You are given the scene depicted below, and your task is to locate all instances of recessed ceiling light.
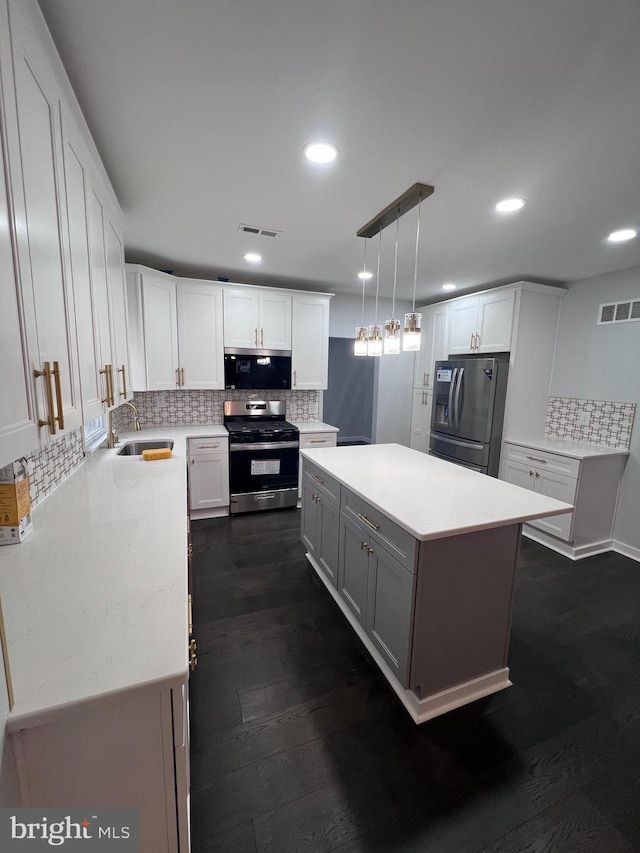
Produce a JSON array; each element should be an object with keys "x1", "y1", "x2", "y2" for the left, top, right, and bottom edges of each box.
[
  {"x1": 358, "y1": 270, "x2": 373, "y2": 280},
  {"x1": 495, "y1": 197, "x2": 526, "y2": 213},
  {"x1": 442, "y1": 282, "x2": 457, "y2": 291},
  {"x1": 607, "y1": 228, "x2": 637, "y2": 243},
  {"x1": 303, "y1": 141, "x2": 338, "y2": 164},
  {"x1": 244, "y1": 252, "x2": 262, "y2": 263}
]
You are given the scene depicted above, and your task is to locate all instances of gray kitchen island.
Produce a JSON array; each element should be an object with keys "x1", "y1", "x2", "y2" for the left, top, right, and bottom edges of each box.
[{"x1": 300, "y1": 443, "x2": 573, "y2": 723}]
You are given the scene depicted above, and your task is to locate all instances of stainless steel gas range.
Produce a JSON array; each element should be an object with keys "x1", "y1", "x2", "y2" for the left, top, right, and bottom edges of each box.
[{"x1": 224, "y1": 400, "x2": 299, "y2": 514}]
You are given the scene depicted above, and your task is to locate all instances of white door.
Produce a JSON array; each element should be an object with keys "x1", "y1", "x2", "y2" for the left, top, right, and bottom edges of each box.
[
  {"x1": 142, "y1": 275, "x2": 179, "y2": 390},
  {"x1": 447, "y1": 297, "x2": 478, "y2": 354},
  {"x1": 292, "y1": 295, "x2": 330, "y2": 389},
  {"x1": 259, "y1": 291, "x2": 292, "y2": 350},
  {"x1": 223, "y1": 289, "x2": 260, "y2": 349},
  {"x1": 476, "y1": 290, "x2": 515, "y2": 352},
  {"x1": 177, "y1": 281, "x2": 224, "y2": 389}
]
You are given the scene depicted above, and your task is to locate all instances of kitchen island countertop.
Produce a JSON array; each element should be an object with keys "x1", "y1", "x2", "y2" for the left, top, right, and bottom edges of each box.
[{"x1": 301, "y1": 443, "x2": 573, "y2": 542}]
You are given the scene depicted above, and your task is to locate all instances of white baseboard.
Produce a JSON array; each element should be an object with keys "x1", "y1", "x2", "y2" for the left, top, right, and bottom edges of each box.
[{"x1": 612, "y1": 540, "x2": 640, "y2": 563}]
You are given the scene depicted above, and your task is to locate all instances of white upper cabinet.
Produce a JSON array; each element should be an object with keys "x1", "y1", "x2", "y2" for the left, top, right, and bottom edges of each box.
[
  {"x1": 176, "y1": 279, "x2": 224, "y2": 390},
  {"x1": 104, "y1": 218, "x2": 132, "y2": 403},
  {"x1": 292, "y1": 293, "x2": 331, "y2": 390},
  {"x1": 224, "y1": 287, "x2": 292, "y2": 350},
  {"x1": 413, "y1": 304, "x2": 447, "y2": 388},
  {"x1": 3, "y1": 0, "x2": 82, "y2": 446},
  {"x1": 127, "y1": 266, "x2": 225, "y2": 391},
  {"x1": 447, "y1": 289, "x2": 515, "y2": 354}
]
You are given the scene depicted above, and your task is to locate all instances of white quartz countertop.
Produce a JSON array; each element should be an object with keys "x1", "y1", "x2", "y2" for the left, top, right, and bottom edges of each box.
[
  {"x1": 291, "y1": 421, "x2": 339, "y2": 433},
  {"x1": 0, "y1": 425, "x2": 224, "y2": 730},
  {"x1": 301, "y1": 443, "x2": 574, "y2": 542},
  {"x1": 504, "y1": 435, "x2": 629, "y2": 459}
]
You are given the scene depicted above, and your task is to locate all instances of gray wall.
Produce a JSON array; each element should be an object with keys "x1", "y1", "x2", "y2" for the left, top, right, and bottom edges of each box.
[
  {"x1": 550, "y1": 265, "x2": 640, "y2": 555},
  {"x1": 324, "y1": 338, "x2": 375, "y2": 442},
  {"x1": 328, "y1": 293, "x2": 414, "y2": 445}
]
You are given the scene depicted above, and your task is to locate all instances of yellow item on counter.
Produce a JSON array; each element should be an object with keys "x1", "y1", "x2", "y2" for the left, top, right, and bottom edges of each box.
[{"x1": 141, "y1": 448, "x2": 173, "y2": 461}]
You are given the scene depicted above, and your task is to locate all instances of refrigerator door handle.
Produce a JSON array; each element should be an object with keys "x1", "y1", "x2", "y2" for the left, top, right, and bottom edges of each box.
[
  {"x1": 454, "y1": 367, "x2": 464, "y2": 427},
  {"x1": 447, "y1": 368, "x2": 457, "y2": 427}
]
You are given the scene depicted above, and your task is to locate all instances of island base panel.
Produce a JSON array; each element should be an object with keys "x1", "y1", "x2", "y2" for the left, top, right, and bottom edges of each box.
[{"x1": 410, "y1": 523, "x2": 521, "y2": 695}]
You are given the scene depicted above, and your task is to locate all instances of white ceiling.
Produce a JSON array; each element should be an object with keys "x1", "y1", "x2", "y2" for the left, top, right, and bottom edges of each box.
[{"x1": 37, "y1": 0, "x2": 640, "y2": 303}]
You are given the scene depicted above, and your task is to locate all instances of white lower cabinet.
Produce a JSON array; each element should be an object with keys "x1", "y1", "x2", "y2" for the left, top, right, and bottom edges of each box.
[
  {"x1": 500, "y1": 441, "x2": 628, "y2": 555},
  {"x1": 298, "y1": 430, "x2": 337, "y2": 495},
  {"x1": 10, "y1": 680, "x2": 189, "y2": 853},
  {"x1": 188, "y1": 436, "x2": 229, "y2": 518}
]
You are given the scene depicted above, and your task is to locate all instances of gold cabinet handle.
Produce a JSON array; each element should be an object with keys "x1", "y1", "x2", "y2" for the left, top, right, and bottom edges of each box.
[
  {"x1": 176, "y1": 367, "x2": 181, "y2": 387},
  {"x1": 367, "y1": 546, "x2": 374, "y2": 556},
  {"x1": 189, "y1": 637, "x2": 198, "y2": 670},
  {"x1": 180, "y1": 367, "x2": 185, "y2": 386},
  {"x1": 52, "y1": 361, "x2": 65, "y2": 429},
  {"x1": 34, "y1": 362, "x2": 56, "y2": 433},
  {"x1": 359, "y1": 513, "x2": 380, "y2": 532},
  {"x1": 309, "y1": 439, "x2": 327, "y2": 444},
  {"x1": 118, "y1": 364, "x2": 128, "y2": 398},
  {"x1": 261, "y1": 327, "x2": 264, "y2": 347},
  {"x1": 475, "y1": 333, "x2": 480, "y2": 350},
  {"x1": 188, "y1": 594, "x2": 193, "y2": 636},
  {"x1": 526, "y1": 455, "x2": 547, "y2": 464},
  {"x1": 293, "y1": 369, "x2": 297, "y2": 387},
  {"x1": 107, "y1": 364, "x2": 115, "y2": 406},
  {"x1": 100, "y1": 364, "x2": 111, "y2": 406},
  {"x1": 312, "y1": 473, "x2": 324, "y2": 485},
  {"x1": 254, "y1": 328, "x2": 258, "y2": 347}
]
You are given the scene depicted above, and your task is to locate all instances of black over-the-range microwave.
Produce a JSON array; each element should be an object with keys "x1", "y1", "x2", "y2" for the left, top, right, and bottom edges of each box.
[{"x1": 223, "y1": 349, "x2": 292, "y2": 390}]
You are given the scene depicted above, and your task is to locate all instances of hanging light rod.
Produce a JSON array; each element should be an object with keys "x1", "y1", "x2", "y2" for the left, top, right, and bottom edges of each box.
[{"x1": 356, "y1": 183, "x2": 434, "y2": 239}]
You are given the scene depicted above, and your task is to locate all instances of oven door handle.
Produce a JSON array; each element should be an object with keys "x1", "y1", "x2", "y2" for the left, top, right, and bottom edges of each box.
[{"x1": 229, "y1": 440, "x2": 299, "y2": 451}]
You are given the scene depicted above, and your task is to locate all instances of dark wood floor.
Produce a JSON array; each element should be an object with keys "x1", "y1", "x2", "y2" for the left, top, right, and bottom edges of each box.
[{"x1": 189, "y1": 509, "x2": 640, "y2": 853}]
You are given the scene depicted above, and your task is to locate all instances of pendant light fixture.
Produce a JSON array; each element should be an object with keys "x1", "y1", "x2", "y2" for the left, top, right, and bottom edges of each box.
[
  {"x1": 356, "y1": 182, "x2": 433, "y2": 357},
  {"x1": 367, "y1": 231, "x2": 383, "y2": 356},
  {"x1": 403, "y1": 191, "x2": 423, "y2": 352},
  {"x1": 354, "y1": 238, "x2": 369, "y2": 356},
  {"x1": 383, "y1": 213, "x2": 401, "y2": 354}
]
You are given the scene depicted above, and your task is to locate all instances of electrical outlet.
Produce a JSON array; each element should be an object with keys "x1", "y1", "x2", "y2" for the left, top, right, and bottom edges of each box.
[
  {"x1": 577, "y1": 410, "x2": 591, "y2": 427},
  {"x1": 154, "y1": 393, "x2": 166, "y2": 409}
]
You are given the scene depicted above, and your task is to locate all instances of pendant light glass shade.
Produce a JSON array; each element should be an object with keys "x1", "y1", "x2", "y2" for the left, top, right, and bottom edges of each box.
[
  {"x1": 402, "y1": 311, "x2": 422, "y2": 351},
  {"x1": 367, "y1": 323, "x2": 383, "y2": 356},
  {"x1": 354, "y1": 326, "x2": 368, "y2": 356},
  {"x1": 383, "y1": 318, "x2": 401, "y2": 354}
]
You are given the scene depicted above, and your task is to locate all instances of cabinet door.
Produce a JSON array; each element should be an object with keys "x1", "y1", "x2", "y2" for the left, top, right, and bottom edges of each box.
[
  {"x1": 223, "y1": 288, "x2": 260, "y2": 349},
  {"x1": 86, "y1": 188, "x2": 113, "y2": 395},
  {"x1": 259, "y1": 291, "x2": 292, "y2": 350},
  {"x1": 317, "y1": 493, "x2": 340, "y2": 587},
  {"x1": 447, "y1": 297, "x2": 478, "y2": 354},
  {"x1": 366, "y1": 543, "x2": 416, "y2": 686},
  {"x1": 189, "y1": 453, "x2": 229, "y2": 511},
  {"x1": 409, "y1": 389, "x2": 432, "y2": 453},
  {"x1": 0, "y1": 128, "x2": 39, "y2": 465},
  {"x1": 301, "y1": 476, "x2": 319, "y2": 558},
  {"x1": 142, "y1": 275, "x2": 179, "y2": 390},
  {"x1": 105, "y1": 217, "x2": 132, "y2": 402},
  {"x1": 476, "y1": 290, "x2": 514, "y2": 352},
  {"x1": 501, "y1": 458, "x2": 535, "y2": 492},
  {"x1": 292, "y1": 294, "x2": 330, "y2": 389},
  {"x1": 414, "y1": 305, "x2": 447, "y2": 387},
  {"x1": 338, "y1": 512, "x2": 370, "y2": 627},
  {"x1": 7, "y1": 0, "x2": 82, "y2": 439},
  {"x1": 529, "y1": 469, "x2": 575, "y2": 541},
  {"x1": 177, "y1": 280, "x2": 224, "y2": 389}
]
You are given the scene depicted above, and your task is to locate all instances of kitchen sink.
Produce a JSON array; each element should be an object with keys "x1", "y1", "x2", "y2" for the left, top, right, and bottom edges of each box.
[{"x1": 116, "y1": 439, "x2": 174, "y2": 456}]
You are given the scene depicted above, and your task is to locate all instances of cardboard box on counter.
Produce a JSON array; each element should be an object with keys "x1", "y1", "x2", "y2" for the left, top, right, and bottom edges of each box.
[{"x1": 0, "y1": 458, "x2": 33, "y2": 545}]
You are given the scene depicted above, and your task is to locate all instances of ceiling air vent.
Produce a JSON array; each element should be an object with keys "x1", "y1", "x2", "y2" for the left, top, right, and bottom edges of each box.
[
  {"x1": 238, "y1": 223, "x2": 282, "y2": 238},
  {"x1": 597, "y1": 299, "x2": 640, "y2": 325}
]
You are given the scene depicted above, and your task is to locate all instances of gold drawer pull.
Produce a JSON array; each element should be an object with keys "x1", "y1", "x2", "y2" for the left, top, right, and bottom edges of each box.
[
  {"x1": 312, "y1": 474, "x2": 324, "y2": 485},
  {"x1": 310, "y1": 439, "x2": 327, "y2": 444},
  {"x1": 359, "y1": 513, "x2": 380, "y2": 532},
  {"x1": 526, "y1": 455, "x2": 547, "y2": 464}
]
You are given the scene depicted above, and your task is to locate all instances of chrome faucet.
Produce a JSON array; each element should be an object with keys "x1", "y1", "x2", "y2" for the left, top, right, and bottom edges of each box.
[{"x1": 107, "y1": 401, "x2": 142, "y2": 449}]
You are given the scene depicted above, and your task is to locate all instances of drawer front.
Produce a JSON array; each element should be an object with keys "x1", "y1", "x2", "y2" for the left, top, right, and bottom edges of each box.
[
  {"x1": 299, "y1": 432, "x2": 337, "y2": 450},
  {"x1": 302, "y1": 458, "x2": 341, "y2": 504},
  {"x1": 188, "y1": 437, "x2": 228, "y2": 457},
  {"x1": 341, "y1": 489, "x2": 417, "y2": 573},
  {"x1": 502, "y1": 443, "x2": 580, "y2": 479}
]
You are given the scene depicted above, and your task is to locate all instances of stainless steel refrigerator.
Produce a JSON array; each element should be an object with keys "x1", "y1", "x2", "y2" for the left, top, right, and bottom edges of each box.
[{"x1": 429, "y1": 356, "x2": 509, "y2": 476}]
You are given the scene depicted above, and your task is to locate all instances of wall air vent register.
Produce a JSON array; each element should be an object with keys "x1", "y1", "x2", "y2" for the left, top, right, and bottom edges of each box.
[{"x1": 597, "y1": 299, "x2": 640, "y2": 325}]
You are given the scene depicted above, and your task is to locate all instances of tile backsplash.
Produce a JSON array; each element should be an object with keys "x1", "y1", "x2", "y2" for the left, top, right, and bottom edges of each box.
[
  {"x1": 545, "y1": 397, "x2": 636, "y2": 449},
  {"x1": 24, "y1": 427, "x2": 85, "y2": 508},
  {"x1": 113, "y1": 389, "x2": 320, "y2": 431}
]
